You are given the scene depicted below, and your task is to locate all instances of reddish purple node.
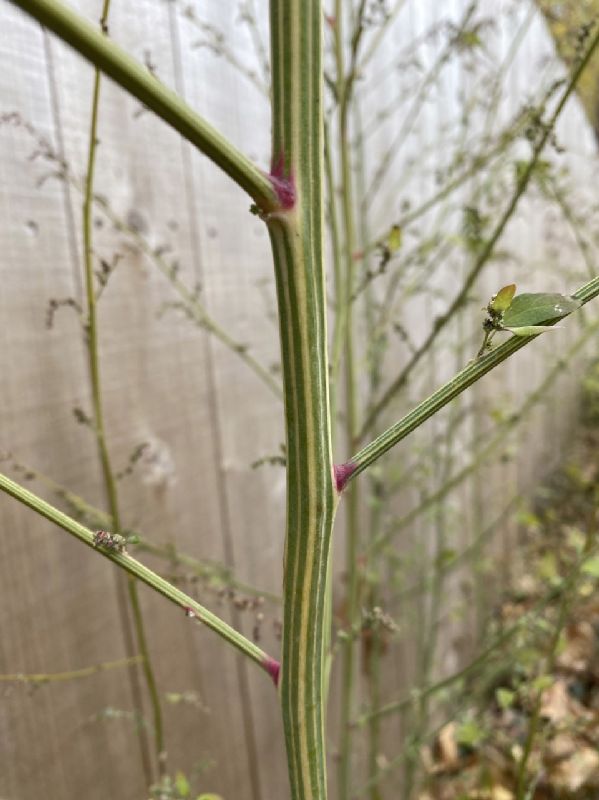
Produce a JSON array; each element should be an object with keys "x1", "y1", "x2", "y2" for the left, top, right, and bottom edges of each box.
[
  {"x1": 263, "y1": 656, "x2": 281, "y2": 687},
  {"x1": 334, "y1": 461, "x2": 357, "y2": 493},
  {"x1": 268, "y1": 153, "x2": 296, "y2": 210}
]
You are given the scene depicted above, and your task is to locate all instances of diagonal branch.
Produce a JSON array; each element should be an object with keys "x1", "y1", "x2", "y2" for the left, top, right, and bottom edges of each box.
[
  {"x1": 8, "y1": 0, "x2": 279, "y2": 211},
  {"x1": 357, "y1": 21, "x2": 599, "y2": 440},
  {"x1": 0, "y1": 471, "x2": 279, "y2": 681},
  {"x1": 338, "y1": 274, "x2": 599, "y2": 488}
]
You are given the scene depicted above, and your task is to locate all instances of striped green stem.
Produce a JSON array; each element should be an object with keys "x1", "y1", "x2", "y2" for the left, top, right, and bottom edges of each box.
[
  {"x1": 358, "y1": 20, "x2": 599, "y2": 440},
  {"x1": 0, "y1": 472, "x2": 276, "y2": 676},
  {"x1": 268, "y1": 2, "x2": 336, "y2": 798},
  {"x1": 369, "y1": 315, "x2": 599, "y2": 555},
  {"x1": 337, "y1": 274, "x2": 599, "y2": 489},
  {"x1": 8, "y1": 0, "x2": 279, "y2": 211}
]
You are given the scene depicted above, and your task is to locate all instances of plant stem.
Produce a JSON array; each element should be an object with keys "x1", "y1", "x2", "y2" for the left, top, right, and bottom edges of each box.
[
  {"x1": 0, "y1": 472, "x2": 276, "y2": 673},
  {"x1": 0, "y1": 655, "x2": 143, "y2": 683},
  {"x1": 356, "y1": 538, "x2": 599, "y2": 730},
  {"x1": 82, "y1": 2, "x2": 165, "y2": 775},
  {"x1": 343, "y1": 274, "x2": 599, "y2": 487},
  {"x1": 514, "y1": 527, "x2": 594, "y2": 800},
  {"x1": 369, "y1": 313, "x2": 599, "y2": 553},
  {"x1": 333, "y1": 5, "x2": 363, "y2": 797},
  {"x1": 2, "y1": 457, "x2": 280, "y2": 602},
  {"x1": 358, "y1": 23, "x2": 599, "y2": 439},
  {"x1": 8, "y1": 0, "x2": 279, "y2": 211},
  {"x1": 91, "y1": 191, "x2": 283, "y2": 399},
  {"x1": 354, "y1": 89, "x2": 385, "y2": 800},
  {"x1": 268, "y1": 2, "x2": 336, "y2": 797}
]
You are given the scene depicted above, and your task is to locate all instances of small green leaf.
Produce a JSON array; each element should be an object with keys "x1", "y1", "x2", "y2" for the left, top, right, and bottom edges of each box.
[
  {"x1": 197, "y1": 795, "x2": 223, "y2": 800},
  {"x1": 175, "y1": 772, "x2": 190, "y2": 797},
  {"x1": 581, "y1": 555, "x2": 599, "y2": 578},
  {"x1": 532, "y1": 674, "x2": 553, "y2": 693},
  {"x1": 502, "y1": 292, "x2": 581, "y2": 327},
  {"x1": 489, "y1": 283, "x2": 516, "y2": 313},
  {"x1": 386, "y1": 224, "x2": 402, "y2": 253},
  {"x1": 504, "y1": 325, "x2": 559, "y2": 337},
  {"x1": 456, "y1": 719, "x2": 486, "y2": 748},
  {"x1": 538, "y1": 552, "x2": 558, "y2": 583},
  {"x1": 496, "y1": 688, "x2": 515, "y2": 709},
  {"x1": 435, "y1": 548, "x2": 457, "y2": 568}
]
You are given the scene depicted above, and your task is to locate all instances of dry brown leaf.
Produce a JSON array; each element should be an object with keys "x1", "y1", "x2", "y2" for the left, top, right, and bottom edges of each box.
[
  {"x1": 548, "y1": 745, "x2": 599, "y2": 792},
  {"x1": 435, "y1": 722, "x2": 459, "y2": 769},
  {"x1": 557, "y1": 620, "x2": 596, "y2": 674},
  {"x1": 540, "y1": 679, "x2": 571, "y2": 723}
]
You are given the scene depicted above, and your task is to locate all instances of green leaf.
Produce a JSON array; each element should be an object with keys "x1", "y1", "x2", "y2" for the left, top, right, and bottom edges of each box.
[
  {"x1": 175, "y1": 772, "x2": 190, "y2": 798},
  {"x1": 532, "y1": 674, "x2": 553, "y2": 693},
  {"x1": 581, "y1": 555, "x2": 599, "y2": 577},
  {"x1": 489, "y1": 284, "x2": 516, "y2": 313},
  {"x1": 456, "y1": 719, "x2": 486, "y2": 748},
  {"x1": 197, "y1": 795, "x2": 223, "y2": 800},
  {"x1": 496, "y1": 688, "x2": 515, "y2": 709},
  {"x1": 502, "y1": 292, "x2": 581, "y2": 327},
  {"x1": 386, "y1": 224, "x2": 402, "y2": 253},
  {"x1": 504, "y1": 325, "x2": 559, "y2": 337}
]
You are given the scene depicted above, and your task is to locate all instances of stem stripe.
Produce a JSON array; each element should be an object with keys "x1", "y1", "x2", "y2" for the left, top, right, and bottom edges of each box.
[{"x1": 269, "y1": 2, "x2": 335, "y2": 797}]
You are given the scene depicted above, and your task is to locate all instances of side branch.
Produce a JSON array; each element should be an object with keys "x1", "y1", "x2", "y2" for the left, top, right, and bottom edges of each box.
[
  {"x1": 343, "y1": 275, "x2": 599, "y2": 485},
  {"x1": 8, "y1": 0, "x2": 278, "y2": 211},
  {"x1": 357, "y1": 20, "x2": 599, "y2": 439},
  {"x1": 0, "y1": 472, "x2": 279, "y2": 680}
]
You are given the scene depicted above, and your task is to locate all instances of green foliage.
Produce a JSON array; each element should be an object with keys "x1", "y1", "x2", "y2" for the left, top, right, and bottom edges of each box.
[
  {"x1": 502, "y1": 292, "x2": 582, "y2": 327},
  {"x1": 581, "y1": 554, "x2": 599, "y2": 577},
  {"x1": 455, "y1": 718, "x2": 487, "y2": 749},
  {"x1": 479, "y1": 286, "x2": 583, "y2": 354},
  {"x1": 495, "y1": 687, "x2": 515, "y2": 709}
]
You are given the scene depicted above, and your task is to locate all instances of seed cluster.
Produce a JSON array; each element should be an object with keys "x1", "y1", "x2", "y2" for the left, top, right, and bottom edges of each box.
[{"x1": 93, "y1": 530, "x2": 127, "y2": 554}]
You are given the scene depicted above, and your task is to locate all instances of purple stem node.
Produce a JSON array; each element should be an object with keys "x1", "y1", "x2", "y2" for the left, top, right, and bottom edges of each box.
[
  {"x1": 263, "y1": 656, "x2": 281, "y2": 687},
  {"x1": 268, "y1": 152, "x2": 296, "y2": 210},
  {"x1": 334, "y1": 461, "x2": 357, "y2": 493}
]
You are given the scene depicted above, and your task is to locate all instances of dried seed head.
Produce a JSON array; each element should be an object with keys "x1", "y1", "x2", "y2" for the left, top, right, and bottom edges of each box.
[{"x1": 92, "y1": 530, "x2": 127, "y2": 554}]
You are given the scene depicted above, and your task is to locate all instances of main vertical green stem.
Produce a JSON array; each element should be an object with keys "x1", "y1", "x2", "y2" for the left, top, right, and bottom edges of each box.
[
  {"x1": 268, "y1": 3, "x2": 336, "y2": 799},
  {"x1": 82, "y1": 0, "x2": 164, "y2": 779}
]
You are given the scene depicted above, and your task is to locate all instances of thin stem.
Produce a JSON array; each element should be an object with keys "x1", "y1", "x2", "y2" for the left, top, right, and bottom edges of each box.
[
  {"x1": 0, "y1": 655, "x2": 143, "y2": 683},
  {"x1": 0, "y1": 472, "x2": 276, "y2": 673},
  {"x1": 354, "y1": 90, "x2": 385, "y2": 800},
  {"x1": 182, "y1": 6, "x2": 269, "y2": 97},
  {"x1": 333, "y1": 5, "x2": 363, "y2": 799},
  {"x1": 9, "y1": 0, "x2": 279, "y2": 211},
  {"x1": 344, "y1": 274, "x2": 599, "y2": 486},
  {"x1": 548, "y1": 177, "x2": 596, "y2": 279},
  {"x1": 82, "y1": 2, "x2": 165, "y2": 774},
  {"x1": 369, "y1": 315, "x2": 599, "y2": 554},
  {"x1": 2, "y1": 457, "x2": 279, "y2": 602},
  {"x1": 358, "y1": 25, "x2": 599, "y2": 439},
  {"x1": 514, "y1": 527, "x2": 594, "y2": 800},
  {"x1": 363, "y1": 10, "x2": 472, "y2": 205},
  {"x1": 356, "y1": 539, "x2": 599, "y2": 729},
  {"x1": 357, "y1": 0, "x2": 408, "y2": 72},
  {"x1": 364, "y1": 127, "x2": 523, "y2": 255},
  {"x1": 91, "y1": 193, "x2": 283, "y2": 399}
]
